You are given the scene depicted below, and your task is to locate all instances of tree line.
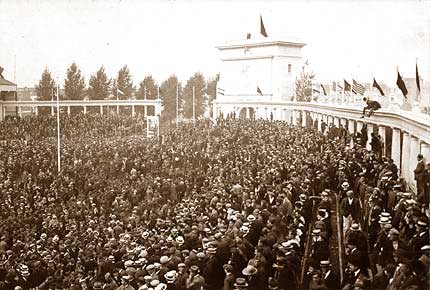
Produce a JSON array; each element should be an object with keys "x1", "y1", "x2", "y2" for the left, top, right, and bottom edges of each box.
[{"x1": 35, "y1": 63, "x2": 219, "y2": 123}]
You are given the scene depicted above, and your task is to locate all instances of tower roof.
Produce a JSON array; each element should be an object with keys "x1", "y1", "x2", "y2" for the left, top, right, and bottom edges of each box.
[{"x1": 217, "y1": 36, "x2": 305, "y2": 50}]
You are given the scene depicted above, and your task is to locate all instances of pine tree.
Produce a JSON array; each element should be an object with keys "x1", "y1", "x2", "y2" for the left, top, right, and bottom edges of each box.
[
  {"x1": 87, "y1": 66, "x2": 111, "y2": 100},
  {"x1": 295, "y1": 63, "x2": 314, "y2": 102},
  {"x1": 183, "y1": 72, "x2": 206, "y2": 119},
  {"x1": 160, "y1": 75, "x2": 181, "y2": 123},
  {"x1": 206, "y1": 74, "x2": 219, "y2": 118},
  {"x1": 64, "y1": 62, "x2": 86, "y2": 100},
  {"x1": 35, "y1": 68, "x2": 56, "y2": 101},
  {"x1": 136, "y1": 75, "x2": 158, "y2": 100},
  {"x1": 113, "y1": 65, "x2": 134, "y2": 100}
]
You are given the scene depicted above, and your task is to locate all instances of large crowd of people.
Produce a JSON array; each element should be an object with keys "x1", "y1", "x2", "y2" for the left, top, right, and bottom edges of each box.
[{"x1": 0, "y1": 112, "x2": 428, "y2": 290}]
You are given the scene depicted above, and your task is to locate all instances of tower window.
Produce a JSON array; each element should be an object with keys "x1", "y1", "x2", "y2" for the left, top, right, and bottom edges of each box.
[{"x1": 288, "y1": 64, "x2": 292, "y2": 73}]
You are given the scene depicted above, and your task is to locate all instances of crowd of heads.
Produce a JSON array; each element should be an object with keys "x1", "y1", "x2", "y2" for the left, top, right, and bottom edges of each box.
[{"x1": 0, "y1": 112, "x2": 428, "y2": 290}]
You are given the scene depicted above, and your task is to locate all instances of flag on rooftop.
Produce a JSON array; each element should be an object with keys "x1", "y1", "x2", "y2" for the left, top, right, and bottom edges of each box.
[
  {"x1": 260, "y1": 15, "x2": 268, "y2": 37},
  {"x1": 396, "y1": 70, "x2": 408, "y2": 98},
  {"x1": 344, "y1": 80, "x2": 351, "y2": 95},
  {"x1": 372, "y1": 78, "x2": 385, "y2": 96},
  {"x1": 352, "y1": 79, "x2": 365, "y2": 95},
  {"x1": 216, "y1": 87, "x2": 225, "y2": 96},
  {"x1": 257, "y1": 86, "x2": 263, "y2": 96},
  {"x1": 321, "y1": 84, "x2": 327, "y2": 96},
  {"x1": 0, "y1": 66, "x2": 4, "y2": 79},
  {"x1": 312, "y1": 83, "x2": 320, "y2": 94},
  {"x1": 416, "y1": 62, "x2": 421, "y2": 94}
]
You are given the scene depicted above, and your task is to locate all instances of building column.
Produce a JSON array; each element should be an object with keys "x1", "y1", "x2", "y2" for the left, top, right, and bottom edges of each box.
[
  {"x1": 302, "y1": 110, "x2": 306, "y2": 127},
  {"x1": 366, "y1": 123, "x2": 374, "y2": 151},
  {"x1": 116, "y1": 105, "x2": 120, "y2": 115},
  {"x1": 378, "y1": 125, "x2": 386, "y2": 157},
  {"x1": 144, "y1": 105, "x2": 147, "y2": 119},
  {"x1": 292, "y1": 110, "x2": 297, "y2": 126},
  {"x1": 51, "y1": 106, "x2": 54, "y2": 116},
  {"x1": 67, "y1": 106, "x2": 71, "y2": 115},
  {"x1": 132, "y1": 105, "x2": 136, "y2": 117},
  {"x1": 317, "y1": 113, "x2": 322, "y2": 132},
  {"x1": 421, "y1": 142, "x2": 430, "y2": 163},
  {"x1": 391, "y1": 128, "x2": 402, "y2": 167},
  {"x1": 356, "y1": 120, "x2": 363, "y2": 133},
  {"x1": 83, "y1": 106, "x2": 87, "y2": 114},
  {"x1": 35, "y1": 106, "x2": 38, "y2": 116},
  {"x1": 409, "y1": 136, "x2": 420, "y2": 183},
  {"x1": 100, "y1": 105, "x2": 103, "y2": 115},
  {"x1": 333, "y1": 116, "x2": 339, "y2": 127},
  {"x1": 328, "y1": 115, "x2": 334, "y2": 125},
  {"x1": 340, "y1": 118, "x2": 347, "y2": 128},
  {"x1": 401, "y1": 132, "x2": 411, "y2": 179},
  {"x1": 255, "y1": 107, "x2": 259, "y2": 119},
  {"x1": 18, "y1": 106, "x2": 22, "y2": 118},
  {"x1": 348, "y1": 119, "x2": 355, "y2": 134}
]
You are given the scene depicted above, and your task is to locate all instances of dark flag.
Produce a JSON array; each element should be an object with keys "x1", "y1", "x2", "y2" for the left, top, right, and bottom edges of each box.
[
  {"x1": 416, "y1": 63, "x2": 421, "y2": 93},
  {"x1": 0, "y1": 66, "x2": 4, "y2": 78},
  {"x1": 344, "y1": 80, "x2": 351, "y2": 93},
  {"x1": 246, "y1": 33, "x2": 251, "y2": 39},
  {"x1": 396, "y1": 70, "x2": 408, "y2": 98},
  {"x1": 260, "y1": 15, "x2": 268, "y2": 37},
  {"x1": 372, "y1": 78, "x2": 385, "y2": 96},
  {"x1": 321, "y1": 84, "x2": 327, "y2": 96},
  {"x1": 257, "y1": 86, "x2": 263, "y2": 96}
]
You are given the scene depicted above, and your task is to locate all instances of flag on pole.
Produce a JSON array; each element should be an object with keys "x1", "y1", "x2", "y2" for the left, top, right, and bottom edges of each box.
[
  {"x1": 396, "y1": 70, "x2": 408, "y2": 98},
  {"x1": 312, "y1": 83, "x2": 320, "y2": 94},
  {"x1": 216, "y1": 87, "x2": 225, "y2": 95},
  {"x1": 321, "y1": 84, "x2": 327, "y2": 96},
  {"x1": 337, "y1": 83, "x2": 343, "y2": 93},
  {"x1": 257, "y1": 86, "x2": 263, "y2": 96},
  {"x1": 372, "y1": 78, "x2": 385, "y2": 96},
  {"x1": 0, "y1": 66, "x2": 4, "y2": 78},
  {"x1": 344, "y1": 80, "x2": 351, "y2": 94},
  {"x1": 260, "y1": 15, "x2": 268, "y2": 37},
  {"x1": 416, "y1": 62, "x2": 421, "y2": 93},
  {"x1": 117, "y1": 88, "x2": 125, "y2": 95},
  {"x1": 352, "y1": 79, "x2": 365, "y2": 95},
  {"x1": 332, "y1": 81, "x2": 337, "y2": 91}
]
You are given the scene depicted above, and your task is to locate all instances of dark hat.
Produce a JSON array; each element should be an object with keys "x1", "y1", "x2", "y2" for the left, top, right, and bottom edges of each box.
[{"x1": 234, "y1": 278, "x2": 248, "y2": 288}]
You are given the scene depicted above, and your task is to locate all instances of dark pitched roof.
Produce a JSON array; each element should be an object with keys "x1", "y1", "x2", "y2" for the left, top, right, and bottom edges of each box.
[{"x1": 0, "y1": 77, "x2": 16, "y2": 86}]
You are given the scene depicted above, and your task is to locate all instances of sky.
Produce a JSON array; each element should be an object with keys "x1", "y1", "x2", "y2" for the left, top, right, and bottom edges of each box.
[{"x1": 0, "y1": 0, "x2": 429, "y2": 88}]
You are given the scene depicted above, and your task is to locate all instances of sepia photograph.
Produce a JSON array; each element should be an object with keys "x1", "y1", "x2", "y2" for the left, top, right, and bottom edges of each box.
[{"x1": 0, "y1": 0, "x2": 429, "y2": 289}]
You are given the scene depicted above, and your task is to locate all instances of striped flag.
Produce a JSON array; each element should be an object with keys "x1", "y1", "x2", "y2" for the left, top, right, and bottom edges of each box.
[
  {"x1": 216, "y1": 87, "x2": 225, "y2": 96},
  {"x1": 352, "y1": 79, "x2": 365, "y2": 95},
  {"x1": 344, "y1": 80, "x2": 351, "y2": 95}
]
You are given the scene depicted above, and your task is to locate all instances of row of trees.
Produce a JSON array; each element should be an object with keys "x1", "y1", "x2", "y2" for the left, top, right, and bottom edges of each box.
[{"x1": 35, "y1": 63, "x2": 219, "y2": 122}]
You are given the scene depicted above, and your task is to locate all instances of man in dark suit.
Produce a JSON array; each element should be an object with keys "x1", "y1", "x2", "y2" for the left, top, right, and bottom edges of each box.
[
  {"x1": 370, "y1": 264, "x2": 395, "y2": 290},
  {"x1": 414, "y1": 154, "x2": 426, "y2": 194},
  {"x1": 320, "y1": 261, "x2": 339, "y2": 290},
  {"x1": 340, "y1": 190, "x2": 362, "y2": 235},
  {"x1": 408, "y1": 220, "x2": 429, "y2": 259}
]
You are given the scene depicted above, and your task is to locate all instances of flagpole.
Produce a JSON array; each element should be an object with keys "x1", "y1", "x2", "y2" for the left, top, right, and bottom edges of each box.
[
  {"x1": 176, "y1": 84, "x2": 179, "y2": 128},
  {"x1": 192, "y1": 86, "x2": 195, "y2": 125},
  {"x1": 144, "y1": 86, "x2": 147, "y2": 100},
  {"x1": 56, "y1": 84, "x2": 61, "y2": 174}
]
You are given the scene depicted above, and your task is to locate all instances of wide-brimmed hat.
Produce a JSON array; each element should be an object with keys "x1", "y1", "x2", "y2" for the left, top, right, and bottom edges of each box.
[
  {"x1": 242, "y1": 265, "x2": 258, "y2": 276},
  {"x1": 320, "y1": 260, "x2": 331, "y2": 267},
  {"x1": 164, "y1": 270, "x2": 177, "y2": 282}
]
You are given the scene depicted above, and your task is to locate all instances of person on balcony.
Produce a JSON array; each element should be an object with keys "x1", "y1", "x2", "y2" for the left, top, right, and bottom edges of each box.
[{"x1": 361, "y1": 98, "x2": 381, "y2": 118}]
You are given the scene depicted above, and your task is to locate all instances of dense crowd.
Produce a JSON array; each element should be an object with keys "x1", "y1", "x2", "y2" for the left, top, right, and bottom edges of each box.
[{"x1": 0, "y1": 113, "x2": 428, "y2": 290}]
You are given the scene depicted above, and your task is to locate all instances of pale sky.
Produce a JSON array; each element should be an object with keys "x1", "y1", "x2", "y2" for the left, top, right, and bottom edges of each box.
[{"x1": 0, "y1": 0, "x2": 429, "y2": 87}]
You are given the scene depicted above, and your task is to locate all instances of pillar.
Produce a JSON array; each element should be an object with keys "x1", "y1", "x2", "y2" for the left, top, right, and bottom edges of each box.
[
  {"x1": 302, "y1": 111, "x2": 306, "y2": 127},
  {"x1": 132, "y1": 105, "x2": 136, "y2": 117},
  {"x1": 67, "y1": 106, "x2": 71, "y2": 115},
  {"x1": 334, "y1": 116, "x2": 340, "y2": 127},
  {"x1": 255, "y1": 107, "x2": 260, "y2": 119},
  {"x1": 348, "y1": 119, "x2": 355, "y2": 134},
  {"x1": 366, "y1": 123, "x2": 373, "y2": 151},
  {"x1": 100, "y1": 105, "x2": 103, "y2": 115},
  {"x1": 317, "y1": 114, "x2": 322, "y2": 132},
  {"x1": 35, "y1": 106, "x2": 38, "y2": 116},
  {"x1": 83, "y1": 106, "x2": 87, "y2": 114},
  {"x1": 409, "y1": 136, "x2": 420, "y2": 182},
  {"x1": 116, "y1": 105, "x2": 120, "y2": 115},
  {"x1": 144, "y1": 105, "x2": 147, "y2": 118},
  {"x1": 378, "y1": 125, "x2": 386, "y2": 156},
  {"x1": 401, "y1": 132, "x2": 411, "y2": 179},
  {"x1": 18, "y1": 106, "x2": 22, "y2": 118},
  {"x1": 340, "y1": 118, "x2": 347, "y2": 128},
  {"x1": 245, "y1": 107, "x2": 250, "y2": 119},
  {"x1": 421, "y1": 142, "x2": 430, "y2": 163},
  {"x1": 292, "y1": 110, "x2": 297, "y2": 126},
  {"x1": 391, "y1": 128, "x2": 401, "y2": 168},
  {"x1": 51, "y1": 106, "x2": 54, "y2": 116},
  {"x1": 356, "y1": 120, "x2": 363, "y2": 133}
]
